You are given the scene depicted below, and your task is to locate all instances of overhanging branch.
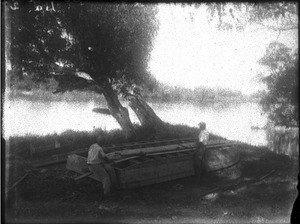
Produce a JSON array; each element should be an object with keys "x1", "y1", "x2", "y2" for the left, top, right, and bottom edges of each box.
[{"x1": 251, "y1": 21, "x2": 298, "y2": 32}]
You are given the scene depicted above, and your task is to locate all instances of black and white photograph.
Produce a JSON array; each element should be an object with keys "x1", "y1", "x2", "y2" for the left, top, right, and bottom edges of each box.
[{"x1": 2, "y1": 1, "x2": 299, "y2": 223}]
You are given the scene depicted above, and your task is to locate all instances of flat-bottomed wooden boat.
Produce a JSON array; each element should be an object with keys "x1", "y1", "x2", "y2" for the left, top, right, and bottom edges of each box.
[{"x1": 66, "y1": 140, "x2": 240, "y2": 191}]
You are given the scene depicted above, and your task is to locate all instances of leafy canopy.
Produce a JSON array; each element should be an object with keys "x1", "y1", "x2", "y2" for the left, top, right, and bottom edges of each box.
[
  {"x1": 205, "y1": 2, "x2": 298, "y2": 32},
  {"x1": 8, "y1": 1, "x2": 159, "y2": 94},
  {"x1": 259, "y1": 42, "x2": 298, "y2": 127}
]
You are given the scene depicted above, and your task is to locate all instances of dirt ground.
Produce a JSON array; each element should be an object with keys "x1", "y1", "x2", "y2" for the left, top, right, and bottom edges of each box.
[{"x1": 4, "y1": 144, "x2": 299, "y2": 224}]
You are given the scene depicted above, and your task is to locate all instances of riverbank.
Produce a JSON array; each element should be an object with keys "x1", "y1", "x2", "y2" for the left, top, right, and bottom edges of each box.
[
  {"x1": 4, "y1": 123, "x2": 299, "y2": 223},
  {"x1": 4, "y1": 136, "x2": 298, "y2": 223}
]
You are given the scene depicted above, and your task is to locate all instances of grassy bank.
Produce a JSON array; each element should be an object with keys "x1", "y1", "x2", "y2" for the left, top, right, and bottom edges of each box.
[{"x1": 5, "y1": 123, "x2": 227, "y2": 159}]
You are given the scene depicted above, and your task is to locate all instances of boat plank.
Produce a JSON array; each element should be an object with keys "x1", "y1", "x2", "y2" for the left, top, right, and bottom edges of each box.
[
  {"x1": 117, "y1": 159, "x2": 194, "y2": 184},
  {"x1": 129, "y1": 159, "x2": 142, "y2": 164},
  {"x1": 122, "y1": 170, "x2": 195, "y2": 188}
]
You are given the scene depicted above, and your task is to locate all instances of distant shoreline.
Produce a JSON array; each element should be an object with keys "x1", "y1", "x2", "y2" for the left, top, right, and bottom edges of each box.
[{"x1": 5, "y1": 89, "x2": 260, "y2": 105}]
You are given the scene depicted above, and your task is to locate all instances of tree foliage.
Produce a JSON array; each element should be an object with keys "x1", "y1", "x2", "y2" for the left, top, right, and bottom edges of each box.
[
  {"x1": 55, "y1": 3, "x2": 158, "y2": 89},
  {"x1": 9, "y1": 1, "x2": 64, "y2": 81},
  {"x1": 8, "y1": 1, "x2": 158, "y2": 91},
  {"x1": 205, "y1": 2, "x2": 298, "y2": 32},
  {"x1": 259, "y1": 42, "x2": 298, "y2": 127}
]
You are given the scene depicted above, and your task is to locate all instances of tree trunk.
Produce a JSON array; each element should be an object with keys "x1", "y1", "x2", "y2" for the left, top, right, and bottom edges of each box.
[
  {"x1": 102, "y1": 85, "x2": 136, "y2": 140},
  {"x1": 129, "y1": 96, "x2": 164, "y2": 130}
]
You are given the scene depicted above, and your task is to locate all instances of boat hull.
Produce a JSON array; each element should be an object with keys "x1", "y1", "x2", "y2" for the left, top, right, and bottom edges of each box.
[
  {"x1": 115, "y1": 152, "x2": 195, "y2": 188},
  {"x1": 66, "y1": 144, "x2": 240, "y2": 190}
]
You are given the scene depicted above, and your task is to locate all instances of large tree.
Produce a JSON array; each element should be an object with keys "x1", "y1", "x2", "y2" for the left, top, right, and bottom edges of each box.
[
  {"x1": 258, "y1": 42, "x2": 298, "y2": 127},
  {"x1": 7, "y1": 1, "x2": 163, "y2": 139}
]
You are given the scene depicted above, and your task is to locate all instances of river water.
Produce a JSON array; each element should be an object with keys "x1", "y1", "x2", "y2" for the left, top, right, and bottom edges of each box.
[{"x1": 3, "y1": 99, "x2": 268, "y2": 146}]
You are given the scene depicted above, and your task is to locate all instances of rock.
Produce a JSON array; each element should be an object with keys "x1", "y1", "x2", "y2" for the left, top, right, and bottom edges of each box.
[
  {"x1": 204, "y1": 193, "x2": 218, "y2": 201},
  {"x1": 234, "y1": 186, "x2": 247, "y2": 193},
  {"x1": 223, "y1": 211, "x2": 228, "y2": 216},
  {"x1": 98, "y1": 204, "x2": 111, "y2": 211},
  {"x1": 40, "y1": 169, "x2": 47, "y2": 174},
  {"x1": 98, "y1": 203, "x2": 118, "y2": 213},
  {"x1": 223, "y1": 190, "x2": 236, "y2": 196}
]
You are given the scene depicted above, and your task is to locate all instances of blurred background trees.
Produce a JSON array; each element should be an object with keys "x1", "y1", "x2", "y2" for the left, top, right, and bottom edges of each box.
[{"x1": 258, "y1": 42, "x2": 298, "y2": 127}]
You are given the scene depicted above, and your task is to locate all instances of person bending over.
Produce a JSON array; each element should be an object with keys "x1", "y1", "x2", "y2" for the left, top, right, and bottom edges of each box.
[{"x1": 87, "y1": 143, "x2": 115, "y2": 195}]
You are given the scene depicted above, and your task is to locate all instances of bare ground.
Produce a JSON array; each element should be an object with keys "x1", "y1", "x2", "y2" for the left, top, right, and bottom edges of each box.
[{"x1": 4, "y1": 144, "x2": 299, "y2": 224}]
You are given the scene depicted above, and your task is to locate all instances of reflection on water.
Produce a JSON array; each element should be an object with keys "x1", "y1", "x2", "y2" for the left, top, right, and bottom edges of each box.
[{"x1": 3, "y1": 99, "x2": 268, "y2": 146}]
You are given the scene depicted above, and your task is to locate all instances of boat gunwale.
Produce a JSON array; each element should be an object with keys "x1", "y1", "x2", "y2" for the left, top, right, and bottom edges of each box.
[{"x1": 112, "y1": 151, "x2": 195, "y2": 170}]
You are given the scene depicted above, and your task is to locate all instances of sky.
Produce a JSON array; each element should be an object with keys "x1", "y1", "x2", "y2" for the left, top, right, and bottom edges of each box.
[{"x1": 148, "y1": 4, "x2": 298, "y2": 95}]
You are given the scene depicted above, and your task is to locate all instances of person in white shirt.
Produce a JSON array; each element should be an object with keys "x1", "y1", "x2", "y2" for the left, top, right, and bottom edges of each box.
[
  {"x1": 194, "y1": 122, "x2": 209, "y2": 177},
  {"x1": 87, "y1": 143, "x2": 115, "y2": 196},
  {"x1": 198, "y1": 122, "x2": 209, "y2": 145}
]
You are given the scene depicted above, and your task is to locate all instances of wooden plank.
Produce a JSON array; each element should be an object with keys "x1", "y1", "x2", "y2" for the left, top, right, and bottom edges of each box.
[
  {"x1": 66, "y1": 145, "x2": 233, "y2": 173},
  {"x1": 117, "y1": 157, "x2": 194, "y2": 184},
  {"x1": 6, "y1": 173, "x2": 30, "y2": 194},
  {"x1": 157, "y1": 161, "x2": 193, "y2": 178},
  {"x1": 115, "y1": 159, "x2": 156, "y2": 170},
  {"x1": 74, "y1": 172, "x2": 93, "y2": 181},
  {"x1": 111, "y1": 142, "x2": 195, "y2": 158},
  {"x1": 118, "y1": 166, "x2": 158, "y2": 184},
  {"x1": 122, "y1": 169, "x2": 195, "y2": 188},
  {"x1": 177, "y1": 143, "x2": 190, "y2": 149},
  {"x1": 146, "y1": 150, "x2": 185, "y2": 157},
  {"x1": 129, "y1": 159, "x2": 141, "y2": 164},
  {"x1": 163, "y1": 154, "x2": 175, "y2": 158},
  {"x1": 32, "y1": 159, "x2": 66, "y2": 168},
  {"x1": 259, "y1": 170, "x2": 276, "y2": 180},
  {"x1": 207, "y1": 143, "x2": 234, "y2": 149},
  {"x1": 105, "y1": 137, "x2": 197, "y2": 150},
  {"x1": 113, "y1": 156, "x2": 140, "y2": 164},
  {"x1": 165, "y1": 154, "x2": 177, "y2": 157},
  {"x1": 67, "y1": 166, "x2": 102, "y2": 182}
]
